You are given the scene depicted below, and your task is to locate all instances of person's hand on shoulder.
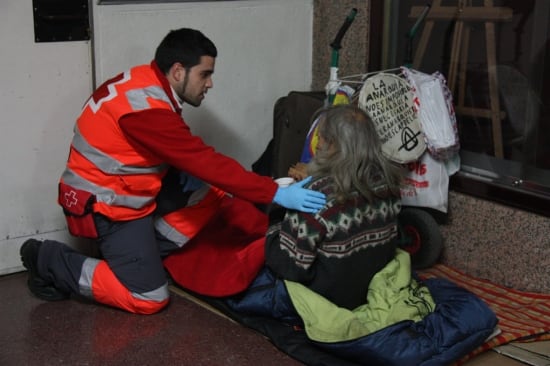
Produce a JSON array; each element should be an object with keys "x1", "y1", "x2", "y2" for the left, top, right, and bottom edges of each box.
[{"x1": 273, "y1": 176, "x2": 325, "y2": 213}]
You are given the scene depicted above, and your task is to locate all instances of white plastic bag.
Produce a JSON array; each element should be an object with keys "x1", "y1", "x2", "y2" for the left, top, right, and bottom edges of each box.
[
  {"x1": 402, "y1": 67, "x2": 460, "y2": 160},
  {"x1": 400, "y1": 152, "x2": 450, "y2": 213}
]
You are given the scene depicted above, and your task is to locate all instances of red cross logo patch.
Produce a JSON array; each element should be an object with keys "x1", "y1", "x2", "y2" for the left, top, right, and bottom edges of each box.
[{"x1": 64, "y1": 190, "x2": 78, "y2": 208}]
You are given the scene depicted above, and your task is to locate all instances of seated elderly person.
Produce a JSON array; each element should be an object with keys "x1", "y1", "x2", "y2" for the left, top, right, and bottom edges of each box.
[{"x1": 265, "y1": 104, "x2": 403, "y2": 310}]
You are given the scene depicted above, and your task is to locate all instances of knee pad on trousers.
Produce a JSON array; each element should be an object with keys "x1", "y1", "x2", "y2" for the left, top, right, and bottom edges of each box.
[{"x1": 89, "y1": 260, "x2": 170, "y2": 315}]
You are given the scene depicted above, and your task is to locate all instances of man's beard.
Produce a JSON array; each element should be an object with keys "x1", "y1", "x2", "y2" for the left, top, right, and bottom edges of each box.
[{"x1": 179, "y1": 74, "x2": 201, "y2": 107}]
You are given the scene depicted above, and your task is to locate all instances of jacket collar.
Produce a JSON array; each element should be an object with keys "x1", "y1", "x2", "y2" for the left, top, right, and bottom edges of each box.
[{"x1": 151, "y1": 60, "x2": 182, "y2": 115}]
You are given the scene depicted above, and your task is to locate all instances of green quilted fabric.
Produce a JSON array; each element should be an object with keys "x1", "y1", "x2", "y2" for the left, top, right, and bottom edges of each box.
[{"x1": 285, "y1": 249, "x2": 435, "y2": 342}]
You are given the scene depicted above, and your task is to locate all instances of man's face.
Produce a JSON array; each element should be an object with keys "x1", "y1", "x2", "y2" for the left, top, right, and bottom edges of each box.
[{"x1": 173, "y1": 56, "x2": 215, "y2": 107}]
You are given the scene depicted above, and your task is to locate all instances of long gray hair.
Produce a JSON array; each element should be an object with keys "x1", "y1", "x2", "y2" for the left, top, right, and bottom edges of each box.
[{"x1": 307, "y1": 104, "x2": 403, "y2": 203}]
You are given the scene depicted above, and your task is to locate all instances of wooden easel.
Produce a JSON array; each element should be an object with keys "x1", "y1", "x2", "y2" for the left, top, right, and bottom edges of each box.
[{"x1": 409, "y1": 0, "x2": 513, "y2": 158}]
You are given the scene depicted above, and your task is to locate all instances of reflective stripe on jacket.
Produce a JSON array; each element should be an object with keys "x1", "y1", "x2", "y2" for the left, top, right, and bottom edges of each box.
[{"x1": 60, "y1": 64, "x2": 172, "y2": 220}]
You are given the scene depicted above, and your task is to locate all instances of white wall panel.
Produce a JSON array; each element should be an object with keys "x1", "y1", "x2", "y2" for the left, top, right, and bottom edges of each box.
[
  {"x1": 0, "y1": 1, "x2": 93, "y2": 274},
  {"x1": 93, "y1": 0, "x2": 313, "y2": 167}
]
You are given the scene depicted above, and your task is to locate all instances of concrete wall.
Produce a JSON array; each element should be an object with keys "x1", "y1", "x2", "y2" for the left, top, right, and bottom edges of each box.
[{"x1": 311, "y1": 0, "x2": 370, "y2": 91}]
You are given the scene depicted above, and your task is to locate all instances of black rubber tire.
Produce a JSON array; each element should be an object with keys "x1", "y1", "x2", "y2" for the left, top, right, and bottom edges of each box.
[{"x1": 398, "y1": 208, "x2": 443, "y2": 269}]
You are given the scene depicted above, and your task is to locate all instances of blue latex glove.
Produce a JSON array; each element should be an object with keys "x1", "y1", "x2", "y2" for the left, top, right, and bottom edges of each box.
[
  {"x1": 179, "y1": 171, "x2": 205, "y2": 192},
  {"x1": 273, "y1": 176, "x2": 326, "y2": 213}
]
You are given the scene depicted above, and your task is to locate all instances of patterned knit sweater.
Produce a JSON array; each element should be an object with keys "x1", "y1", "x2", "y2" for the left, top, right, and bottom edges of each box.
[{"x1": 265, "y1": 176, "x2": 401, "y2": 310}]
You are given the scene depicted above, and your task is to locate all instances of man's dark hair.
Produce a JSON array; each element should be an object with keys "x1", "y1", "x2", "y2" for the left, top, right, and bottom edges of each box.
[{"x1": 154, "y1": 28, "x2": 217, "y2": 74}]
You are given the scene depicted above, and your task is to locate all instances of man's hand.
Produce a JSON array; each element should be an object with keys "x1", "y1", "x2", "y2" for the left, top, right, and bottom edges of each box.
[{"x1": 273, "y1": 176, "x2": 326, "y2": 213}]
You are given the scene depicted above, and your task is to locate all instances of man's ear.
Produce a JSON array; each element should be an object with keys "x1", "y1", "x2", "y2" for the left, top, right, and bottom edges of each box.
[{"x1": 169, "y1": 62, "x2": 186, "y2": 82}]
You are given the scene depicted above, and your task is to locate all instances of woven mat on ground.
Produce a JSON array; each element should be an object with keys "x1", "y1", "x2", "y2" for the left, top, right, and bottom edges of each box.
[{"x1": 418, "y1": 264, "x2": 550, "y2": 364}]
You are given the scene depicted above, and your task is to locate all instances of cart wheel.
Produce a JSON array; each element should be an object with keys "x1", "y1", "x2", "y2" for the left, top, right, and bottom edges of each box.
[{"x1": 398, "y1": 208, "x2": 443, "y2": 269}]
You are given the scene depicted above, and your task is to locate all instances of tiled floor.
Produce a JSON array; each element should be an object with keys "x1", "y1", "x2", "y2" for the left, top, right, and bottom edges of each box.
[{"x1": 2, "y1": 271, "x2": 545, "y2": 366}]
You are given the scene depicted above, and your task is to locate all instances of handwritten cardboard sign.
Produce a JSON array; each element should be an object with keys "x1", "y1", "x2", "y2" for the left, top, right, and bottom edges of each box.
[{"x1": 359, "y1": 73, "x2": 426, "y2": 163}]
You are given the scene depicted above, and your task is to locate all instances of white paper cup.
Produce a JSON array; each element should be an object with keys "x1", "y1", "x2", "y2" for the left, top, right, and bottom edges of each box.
[{"x1": 275, "y1": 177, "x2": 295, "y2": 187}]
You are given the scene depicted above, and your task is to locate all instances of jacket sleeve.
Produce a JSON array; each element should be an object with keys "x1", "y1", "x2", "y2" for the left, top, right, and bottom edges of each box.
[{"x1": 119, "y1": 108, "x2": 278, "y2": 204}]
